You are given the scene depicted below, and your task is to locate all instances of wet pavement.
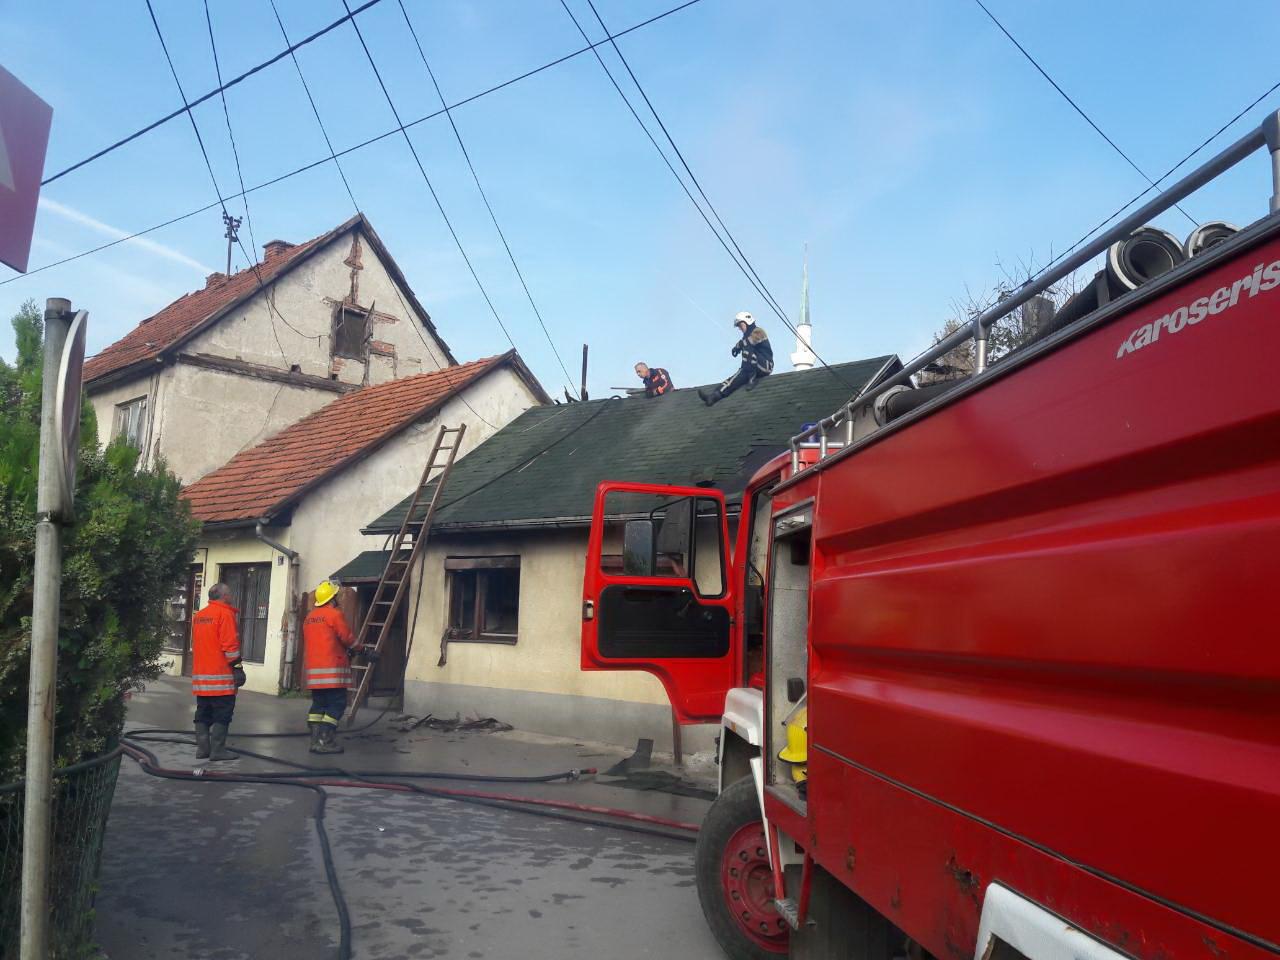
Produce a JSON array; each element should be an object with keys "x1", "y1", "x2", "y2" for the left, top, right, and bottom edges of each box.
[{"x1": 94, "y1": 677, "x2": 724, "y2": 959}]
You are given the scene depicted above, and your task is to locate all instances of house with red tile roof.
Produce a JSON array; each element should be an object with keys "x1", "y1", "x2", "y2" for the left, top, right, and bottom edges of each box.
[
  {"x1": 169, "y1": 351, "x2": 549, "y2": 694},
  {"x1": 85, "y1": 213, "x2": 457, "y2": 484}
]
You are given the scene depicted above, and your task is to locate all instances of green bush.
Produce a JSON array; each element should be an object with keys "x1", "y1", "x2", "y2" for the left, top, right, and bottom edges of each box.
[{"x1": 0, "y1": 301, "x2": 199, "y2": 782}]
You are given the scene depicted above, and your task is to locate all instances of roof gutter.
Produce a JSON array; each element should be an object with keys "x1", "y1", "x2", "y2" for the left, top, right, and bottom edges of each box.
[{"x1": 255, "y1": 520, "x2": 301, "y2": 692}]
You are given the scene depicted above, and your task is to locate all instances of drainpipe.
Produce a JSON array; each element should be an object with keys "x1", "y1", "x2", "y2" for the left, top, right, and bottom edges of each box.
[{"x1": 255, "y1": 520, "x2": 301, "y2": 692}]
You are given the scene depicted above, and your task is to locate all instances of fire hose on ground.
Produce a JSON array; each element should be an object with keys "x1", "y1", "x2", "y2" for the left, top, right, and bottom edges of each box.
[{"x1": 117, "y1": 724, "x2": 702, "y2": 960}]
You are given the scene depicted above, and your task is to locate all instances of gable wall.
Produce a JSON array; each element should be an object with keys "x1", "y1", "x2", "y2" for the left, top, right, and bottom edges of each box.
[{"x1": 184, "y1": 228, "x2": 451, "y2": 385}]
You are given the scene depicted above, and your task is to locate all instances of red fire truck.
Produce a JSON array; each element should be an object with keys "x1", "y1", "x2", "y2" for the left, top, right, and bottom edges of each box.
[{"x1": 581, "y1": 113, "x2": 1280, "y2": 960}]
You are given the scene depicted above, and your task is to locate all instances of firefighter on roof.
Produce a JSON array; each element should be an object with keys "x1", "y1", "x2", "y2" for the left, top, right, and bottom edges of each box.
[
  {"x1": 304, "y1": 580, "x2": 361, "y2": 754},
  {"x1": 634, "y1": 362, "x2": 674, "y2": 397},
  {"x1": 698, "y1": 311, "x2": 774, "y2": 406},
  {"x1": 191, "y1": 582, "x2": 245, "y2": 762}
]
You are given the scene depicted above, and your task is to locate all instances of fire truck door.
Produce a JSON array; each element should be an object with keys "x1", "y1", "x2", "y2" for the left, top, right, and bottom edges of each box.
[{"x1": 581, "y1": 482, "x2": 738, "y2": 723}]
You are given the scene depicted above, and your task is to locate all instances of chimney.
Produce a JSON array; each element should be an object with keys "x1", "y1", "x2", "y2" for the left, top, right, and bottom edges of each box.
[
  {"x1": 263, "y1": 239, "x2": 295, "y2": 264},
  {"x1": 205, "y1": 271, "x2": 226, "y2": 288}
]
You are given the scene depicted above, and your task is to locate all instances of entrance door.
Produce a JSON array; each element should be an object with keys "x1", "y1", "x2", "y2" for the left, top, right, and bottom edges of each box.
[
  {"x1": 166, "y1": 563, "x2": 203, "y2": 676},
  {"x1": 221, "y1": 563, "x2": 272, "y2": 663}
]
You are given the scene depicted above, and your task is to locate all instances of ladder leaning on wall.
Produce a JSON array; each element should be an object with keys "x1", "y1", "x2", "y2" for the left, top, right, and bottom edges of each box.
[{"x1": 345, "y1": 422, "x2": 466, "y2": 726}]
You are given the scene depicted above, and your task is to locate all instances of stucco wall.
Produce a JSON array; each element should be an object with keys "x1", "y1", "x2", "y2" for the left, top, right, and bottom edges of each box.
[
  {"x1": 189, "y1": 532, "x2": 293, "y2": 696},
  {"x1": 86, "y1": 368, "x2": 167, "y2": 467},
  {"x1": 185, "y1": 229, "x2": 450, "y2": 384},
  {"x1": 289, "y1": 366, "x2": 542, "y2": 600},
  {"x1": 158, "y1": 363, "x2": 341, "y2": 483},
  {"x1": 402, "y1": 530, "x2": 692, "y2": 745}
]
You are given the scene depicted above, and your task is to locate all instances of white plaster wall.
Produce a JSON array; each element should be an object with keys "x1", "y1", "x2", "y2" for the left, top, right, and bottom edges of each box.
[
  {"x1": 157, "y1": 363, "x2": 341, "y2": 484},
  {"x1": 195, "y1": 532, "x2": 294, "y2": 696},
  {"x1": 185, "y1": 228, "x2": 450, "y2": 384},
  {"x1": 405, "y1": 531, "x2": 670, "y2": 708},
  {"x1": 86, "y1": 368, "x2": 167, "y2": 467},
  {"x1": 287, "y1": 366, "x2": 542, "y2": 598}
]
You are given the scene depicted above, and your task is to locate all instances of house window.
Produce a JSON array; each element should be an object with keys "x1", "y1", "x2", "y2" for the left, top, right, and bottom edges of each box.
[
  {"x1": 332, "y1": 303, "x2": 369, "y2": 360},
  {"x1": 220, "y1": 562, "x2": 272, "y2": 663},
  {"x1": 112, "y1": 396, "x2": 148, "y2": 449},
  {"x1": 446, "y1": 557, "x2": 520, "y2": 644}
]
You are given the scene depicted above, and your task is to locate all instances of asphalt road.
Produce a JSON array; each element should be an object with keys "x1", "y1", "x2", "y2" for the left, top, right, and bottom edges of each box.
[{"x1": 93, "y1": 678, "x2": 726, "y2": 960}]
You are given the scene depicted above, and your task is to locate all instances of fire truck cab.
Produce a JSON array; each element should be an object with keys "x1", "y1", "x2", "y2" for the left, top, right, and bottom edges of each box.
[{"x1": 582, "y1": 112, "x2": 1280, "y2": 960}]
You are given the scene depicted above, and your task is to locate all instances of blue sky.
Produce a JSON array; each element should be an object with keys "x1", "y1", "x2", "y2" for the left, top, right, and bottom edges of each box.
[{"x1": 2, "y1": 0, "x2": 1279, "y2": 399}]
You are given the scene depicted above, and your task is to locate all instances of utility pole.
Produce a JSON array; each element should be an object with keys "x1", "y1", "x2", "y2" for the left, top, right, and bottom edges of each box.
[
  {"x1": 580, "y1": 344, "x2": 589, "y2": 402},
  {"x1": 19, "y1": 298, "x2": 73, "y2": 960},
  {"x1": 223, "y1": 211, "x2": 242, "y2": 275}
]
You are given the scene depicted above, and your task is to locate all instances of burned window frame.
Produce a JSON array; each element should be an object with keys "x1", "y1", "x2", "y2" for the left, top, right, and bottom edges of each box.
[
  {"x1": 331, "y1": 302, "x2": 371, "y2": 361},
  {"x1": 445, "y1": 556, "x2": 520, "y2": 645}
]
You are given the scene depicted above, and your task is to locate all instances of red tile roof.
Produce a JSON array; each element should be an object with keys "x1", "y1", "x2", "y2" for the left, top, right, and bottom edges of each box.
[
  {"x1": 83, "y1": 221, "x2": 350, "y2": 385},
  {"x1": 181, "y1": 355, "x2": 508, "y2": 524}
]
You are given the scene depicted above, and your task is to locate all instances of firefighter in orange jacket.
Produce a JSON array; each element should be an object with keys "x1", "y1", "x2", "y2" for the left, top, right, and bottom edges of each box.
[
  {"x1": 191, "y1": 582, "x2": 244, "y2": 761},
  {"x1": 304, "y1": 580, "x2": 362, "y2": 754}
]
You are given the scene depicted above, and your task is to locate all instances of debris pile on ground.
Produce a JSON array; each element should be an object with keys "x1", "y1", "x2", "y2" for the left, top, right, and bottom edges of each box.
[{"x1": 393, "y1": 713, "x2": 514, "y2": 733}]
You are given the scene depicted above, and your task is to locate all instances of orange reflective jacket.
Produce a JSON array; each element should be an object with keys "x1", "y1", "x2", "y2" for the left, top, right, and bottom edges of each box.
[
  {"x1": 303, "y1": 604, "x2": 355, "y2": 689},
  {"x1": 191, "y1": 600, "x2": 241, "y2": 697}
]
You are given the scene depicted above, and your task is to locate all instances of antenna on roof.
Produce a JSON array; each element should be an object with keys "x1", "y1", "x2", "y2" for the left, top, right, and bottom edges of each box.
[{"x1": 222, "y1": 211, "x2": 243, "y2": 275}]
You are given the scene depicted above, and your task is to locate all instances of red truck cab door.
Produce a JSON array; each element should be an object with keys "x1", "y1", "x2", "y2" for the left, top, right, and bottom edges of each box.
[{"x1": 581, "y1": 481, "x2": 737, "y2": 723}]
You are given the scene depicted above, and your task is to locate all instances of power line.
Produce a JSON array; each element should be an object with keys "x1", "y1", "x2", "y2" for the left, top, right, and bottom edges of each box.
[
  {"x1": 583, "y1": 0, "x2": 791, "y2": 326},
  {"x1": 1, "y1": 0, "x2": 699, "y2": 287},
  {"x1": 338, "y1": 0, "x2": 520, "y2": 355},
  {"x1": 560, "y1": 0, "x2": 855, "y2": 388},
  {"x1": 44, "y1": 0, "x2": 391, "y2": 186},
  {"x1": 397, "y1": 0, "x2": 579, "y2": 398},
  {"x1": 266, "y1": 0, "x2": 359, "y2": 211},
  {"x1": 969, "y1": 0, "x2": 1197, "y2": 228},
  {"x1": 1032, "y1": 78, "x2": 1280, "y2": 281},
  {"x1": 145, "y1": 0, "x2": 319, "y2": 350},
  {"x1": 203, "y1": 0, "x2": 258, "y2": 264},
  {"x1": 266, "y1": 0, "x2": 498, "y2": 429}
]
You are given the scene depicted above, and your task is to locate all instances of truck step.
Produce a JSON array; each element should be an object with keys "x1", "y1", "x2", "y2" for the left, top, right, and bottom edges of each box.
[{"x1": 773, "y1": 897, "x2": 800, "y2": 931}]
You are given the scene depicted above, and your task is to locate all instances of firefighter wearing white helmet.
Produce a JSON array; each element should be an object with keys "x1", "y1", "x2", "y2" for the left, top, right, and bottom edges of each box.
[{"x1": 697, "y1": 311, "x2": 774, "y2": 406}]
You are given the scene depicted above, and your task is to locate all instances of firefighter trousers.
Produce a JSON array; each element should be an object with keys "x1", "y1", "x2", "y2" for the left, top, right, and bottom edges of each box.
[
  {"x1": 194, "y1": 695, "x2": 236, "y2": 727},
  {"x1": 308, "y1": 688, "x2": 348, "y2": 726}
]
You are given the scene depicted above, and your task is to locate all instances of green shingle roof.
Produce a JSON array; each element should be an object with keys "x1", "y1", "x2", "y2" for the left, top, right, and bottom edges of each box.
[
  {"x1": 363, "y1": 357, "x2": 898, "y2": 534},
  {"x1": 332, "y1": 550, "x2": 393, "y2": 582}
]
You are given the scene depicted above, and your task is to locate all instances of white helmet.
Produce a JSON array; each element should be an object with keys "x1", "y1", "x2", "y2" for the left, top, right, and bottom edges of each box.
[{"x1": 734, "y1": 311, "x2": 754, "y2": 327}]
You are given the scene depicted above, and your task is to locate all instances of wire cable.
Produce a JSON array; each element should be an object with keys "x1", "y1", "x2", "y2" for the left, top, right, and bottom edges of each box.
[
  {"x1": 560, "y1": 0, "x2": 856, "y2": 390},
  {"x1": 203, "y1": 0, "x2": 258, "y2": 265},
  {"x1": 340, "y1": 0, "x2": 526, "y2": 355},
  {"x1": 397, "y1": 0, "x2": 579, "y2": 399},
  {"x1": 584, "y1": 0, "x2": 791, "y2": 326},
  {"x1": 969, "y1": 0, "x2": 1197, "y2": 228},
  {"x1": 4, "y1": 0, "x2": 706, "y2": 285},
  {"x1": 43, "y1": 0, "x2": 391, "y2": 187},
  {"x1": 262, "y1": 0, "x2": 498, "y2": 430}
]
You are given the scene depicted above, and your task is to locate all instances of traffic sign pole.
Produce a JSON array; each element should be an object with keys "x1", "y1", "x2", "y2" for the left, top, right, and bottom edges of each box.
[{"x1": 19, "y1": 298, "x2": 76, "y2": 960}]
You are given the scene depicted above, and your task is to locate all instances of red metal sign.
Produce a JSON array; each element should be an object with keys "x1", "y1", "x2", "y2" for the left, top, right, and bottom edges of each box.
[{"x1": 0, "y1": 65, "x2": 53, "y2": 273}]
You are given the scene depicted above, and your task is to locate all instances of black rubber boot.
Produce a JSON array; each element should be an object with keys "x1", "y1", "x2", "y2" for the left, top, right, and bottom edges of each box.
[
  {"x1": 208, "y1": 723, "x2": 236, "y2": 761},
  {"x1": 307, "y1": 722, "x2": 323, "y2": 754},
  {"x1": 194, "y1": 722, "x2": 211, "y2": 760},
  {"x1": 697, "y1": 385, "x2": 720, "y2": 407},
  {"x1": 312, "y1": 723, "x2": 344, "y2": 755}
]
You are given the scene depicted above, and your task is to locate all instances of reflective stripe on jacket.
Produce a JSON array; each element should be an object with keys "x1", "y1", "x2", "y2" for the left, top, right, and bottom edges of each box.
[
  {"x1": 303, "y1": 603, "x2": 356, "y2": 690},
  {"x1": 191, "y1": 600, "x2": 240, "y2": 697}
]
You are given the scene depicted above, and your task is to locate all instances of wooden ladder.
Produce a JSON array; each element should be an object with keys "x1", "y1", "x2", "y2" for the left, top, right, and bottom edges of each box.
[{"x1": 345, "y1": 423, "x2": 466, "y2": 725}]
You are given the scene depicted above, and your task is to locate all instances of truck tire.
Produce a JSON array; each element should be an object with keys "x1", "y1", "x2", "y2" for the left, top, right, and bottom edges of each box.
[
  {"x1": 695, "y1": 776, "x2": 789, "y2": 958},
  {"x1": 789, "y1": 865, "x2": 894, "y2": 960}
]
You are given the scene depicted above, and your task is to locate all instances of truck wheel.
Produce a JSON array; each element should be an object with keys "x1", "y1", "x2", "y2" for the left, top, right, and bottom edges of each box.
[
  {"x1": 789, "y1": 865, "x2": 894, "y2": 960},
  {"x1": 696, "y1": 776, "x2": 789, "y2": 958}
]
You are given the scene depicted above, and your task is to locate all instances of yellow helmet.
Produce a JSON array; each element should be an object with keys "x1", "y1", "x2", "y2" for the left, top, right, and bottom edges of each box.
[
  {"x1": 314, "y1": 580, "x2": 339, "y2": 606},
  {"x1": 777, "y1": 705, "x2": 808, "y2": 783}
]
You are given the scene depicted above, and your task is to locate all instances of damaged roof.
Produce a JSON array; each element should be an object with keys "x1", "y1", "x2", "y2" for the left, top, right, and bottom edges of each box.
[
  {"x1": 182, "y1": 353, "x2": 537, "y2": 525},
  {"x1": 83, "y1": 213, "x2": 454, "y2": 386},
  {"x1": 364, "y1": 356, "x2": 898, "y2": 534}
]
